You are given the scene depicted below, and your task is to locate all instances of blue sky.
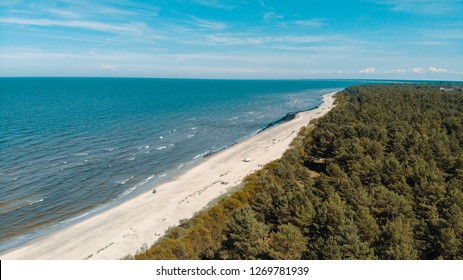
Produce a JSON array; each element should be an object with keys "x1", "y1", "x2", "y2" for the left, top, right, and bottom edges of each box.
[{"x1": 0, "y1": 0, "x2": 462, "y2": 80}]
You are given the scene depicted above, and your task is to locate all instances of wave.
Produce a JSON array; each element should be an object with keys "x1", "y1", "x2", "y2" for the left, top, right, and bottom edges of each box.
[
  {"x1": 156, "y1": 146, "x2": 167, "y2": 150},
  {"x1": 49, "y1": 161, "x2": 67, "y2": 168},
  {"x1": 0, "y1": 197, "x2": 44, "y2": 215},
  {"x1": 193, "y1": 154, "x2": 202, "y2": 159},
  {"x1": 73, "y1": 152, "x2": 89, "y2": 156},
  {"x1": 28, "y1": 198, "x2": 43, "y2": 205},
  {"x1": 117, "y1": 174, "x2": 155, "y2": 199},
  {"x1": 117, "y1": 176, "x2": 134, "y2": 185},
  {"x1": 60, "y1": 203, "x2": 111, "y2": 224},
  {"x1": 176, "y1": 162, "x2": 184, "y2": 170}
]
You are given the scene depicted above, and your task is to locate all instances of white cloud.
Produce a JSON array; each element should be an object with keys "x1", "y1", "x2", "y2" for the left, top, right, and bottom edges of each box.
[
  {"x1": 100, "y1": 64, "x2": 116, "y2": 70},
  {"x1": 193, "y1": 0, "x2": 237, "y2": 9},
  {"x1": 264, "y1": 12, "x2": 283, "y2": 22},
  {"x1": 375, "y1": 0, "x2": 462, "y2": 15},
  {"x1": 411, "y1": 67, "x2": 424, "y2": 73},
  {"x1": 202, "y1": 34, "x2": 325, "y2": 46},
  {"x1": 49, "y1": 9, "x2": 81, "y2": 19},
  {"x1": 292, "y1": 19, "x2": 325, "y2": 28},
  {"x1": 0, "y1": 17, "x2": 145, "y2": 33},
  {"x1": 189, "y1": 16, "x2": 227, "y2": 30},
  {"x1": 384, "y1": 69, "x2": 407, "y2": 73},
  {"x1": 428, "y1": 66, "x2": 448, "y2": 73},
  {"x1": 358, "y1": 67, "x2": 376, "y2": 74}
]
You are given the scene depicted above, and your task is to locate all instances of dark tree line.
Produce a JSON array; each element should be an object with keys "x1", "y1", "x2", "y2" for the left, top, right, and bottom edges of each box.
[{"x1": 135, "y1": 84, "x2": 463, "y2": 260}]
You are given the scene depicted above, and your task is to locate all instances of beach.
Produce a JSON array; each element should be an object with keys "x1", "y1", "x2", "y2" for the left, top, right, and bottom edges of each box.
[{"x1": 1, "y1": 91, "x2": 337, "y2": 260}]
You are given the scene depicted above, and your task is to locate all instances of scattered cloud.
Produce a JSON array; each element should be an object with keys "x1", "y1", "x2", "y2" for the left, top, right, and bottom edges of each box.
[
  {"x1": 264, "y1": 11, "x2": 283, "y2": 22},
  {"x1": 193, "y1": 0, "x2": 238, "y2": 10},
  {"x1": 291, "y1": 19, "x2": 325, "y2": 28},
  {"x1": 49, "y1": 8, "x2": 81, "y2": 19},
  {"x1": 411, "y1": 67, "x2": 424, "y2": 73},
  {"x1": 428, "y1": 66, "x2": 448, "y2": 73},
  {"x1": 189, "y1": 16, "x2": 227, "y2": 30},
  {"x1": 374, "y1": 0, "x2": 463, "y2": 15},
  {"x1": 0, "y1": 17, "x2": 146, "y2": 33},
  {"x1": 202, "y1": 34, "x2": 326, "y2": 46},
  {"x1": 358, "y1": 67, "x2": 376, "y2": 74},
  {"x1": 384, "y1": 69, "x2": 407, "y2": 73}
]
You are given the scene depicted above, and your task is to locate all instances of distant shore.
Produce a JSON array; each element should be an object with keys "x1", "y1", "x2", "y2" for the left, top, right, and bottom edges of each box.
[{"x1": 0, "y1": 91, "x2": 338, "y2": 260}]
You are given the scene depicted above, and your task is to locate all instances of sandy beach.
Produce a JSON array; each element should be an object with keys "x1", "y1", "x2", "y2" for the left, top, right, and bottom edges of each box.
[{"x1": 1, "y1": 91, "x2": 337, "y2": 260}]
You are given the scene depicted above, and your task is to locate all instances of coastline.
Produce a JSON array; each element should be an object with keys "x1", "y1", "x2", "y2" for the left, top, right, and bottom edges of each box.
[{"x1": 0, "y1": 91, "x2": 338, "y2": 260}]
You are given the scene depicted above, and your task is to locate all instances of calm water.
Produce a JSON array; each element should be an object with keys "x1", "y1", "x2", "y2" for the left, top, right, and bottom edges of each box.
[{"x1": 0, "y1": 78, "x2": 365, "y2": 252}]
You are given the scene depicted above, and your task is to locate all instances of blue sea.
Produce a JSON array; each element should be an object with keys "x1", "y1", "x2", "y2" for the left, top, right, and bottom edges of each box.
[{"x1": 0, "y1": 78, "x2": 368, "y2": 252}]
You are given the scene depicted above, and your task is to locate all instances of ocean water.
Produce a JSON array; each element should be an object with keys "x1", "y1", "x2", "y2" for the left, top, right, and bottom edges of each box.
[{"x1": 0, "y1": 78, "x2": 365, "y2": 252}]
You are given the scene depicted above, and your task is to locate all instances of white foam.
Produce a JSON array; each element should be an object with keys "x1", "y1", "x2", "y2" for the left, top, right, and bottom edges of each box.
[
  {"x1": 117, "y1": 174, "x2": 154, "y2": 200},
  {"x1": 117, "y1": 177, "x2": 130, "y2": 185},
  {"x1": 158, "y1": 173, "x2": 167, "y2": 177},
  {"x1": 28, "y1": 198, "x2": 43, "y2": 205},
  {"x1": 145, "y1": 145, "x2": 149, "y2": 149},
  {"x1": 156, "y1": 146, "x2": 167, "y2": 150},
  {"x1": 60, "y1": 204, "x2": 111, "y2": 224}
]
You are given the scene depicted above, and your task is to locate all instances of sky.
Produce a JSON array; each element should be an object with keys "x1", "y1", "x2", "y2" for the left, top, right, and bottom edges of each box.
[{"x1": 0, "y1": 0, "x2": 462, "y2": 80}]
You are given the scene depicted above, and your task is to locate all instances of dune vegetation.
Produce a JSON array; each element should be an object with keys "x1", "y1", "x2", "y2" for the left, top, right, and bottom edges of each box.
[{"x1": 135, "y1": 84, "x2": 463, "y2": 260}]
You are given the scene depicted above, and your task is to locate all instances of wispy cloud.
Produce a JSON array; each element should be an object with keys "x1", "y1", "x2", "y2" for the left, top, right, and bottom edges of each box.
[
  {"x1": 189, "y1": 16, "x2": 227, "y2": 30},
  {"x1": 201, "y1": 34, "x2": 326, "y2": 46},
  {"x1": 374, "y1": 0, "x2": 463, "y2": 15},
  {"x1": 383, "y1": 69, "x2": 407, "y2": 73},
  {"x1": 0, "y1": 17, "x2": 146, "y2": 33},
  {"x1": 358, "y1": 67, "x2": 376, "y2": 73},
  {"x1": 291, "y1": 18, "x2": 325, "y2": 28},
  {"x1": 193, "y1": 0, "x2": 238, "y2": 10},
  {"x1": 411, "y1": 67, "x2": 424, "y2": 73},
  {"x1": 363, "y1": 67, "x2": 453, "y2": 74},
  {"x1": 263, "y1": 11, "x2": 283, "y2": 22},
  {"x1": 49, "y1": 8, "x2": 81, "y2": 19},
  {"x1": 428, "y1": 66, "x2": 448, "y2": 73}
]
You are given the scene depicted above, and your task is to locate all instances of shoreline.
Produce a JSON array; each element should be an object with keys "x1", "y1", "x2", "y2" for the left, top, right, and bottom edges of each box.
[{"x1": 0, "y1": 91, "x2": 338, "y2": 260}]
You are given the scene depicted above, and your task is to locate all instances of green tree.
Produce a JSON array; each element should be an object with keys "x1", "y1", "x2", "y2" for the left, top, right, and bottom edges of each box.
[
  {"x1": 268, "y1": 224, "x2": 307, "y2": 259},
  {"x1": 220, "y1": 206, "x2": 268, "y2": 260}
]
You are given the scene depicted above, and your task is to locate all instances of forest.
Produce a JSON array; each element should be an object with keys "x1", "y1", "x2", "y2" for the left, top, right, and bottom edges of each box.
[{"x1": 135, "y1": 84, "x2": 463, "y2": 260}]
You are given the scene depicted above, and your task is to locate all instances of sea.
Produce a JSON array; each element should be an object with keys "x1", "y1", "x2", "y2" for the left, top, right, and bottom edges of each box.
[{"x1": 0, "y1": 78, "x2": 372, "y2": 253}]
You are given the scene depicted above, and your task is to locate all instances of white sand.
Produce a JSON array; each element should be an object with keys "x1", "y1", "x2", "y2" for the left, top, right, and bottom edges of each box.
[{"x1": 1, "y1": 92, "x2": 337, "y2": 260}]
